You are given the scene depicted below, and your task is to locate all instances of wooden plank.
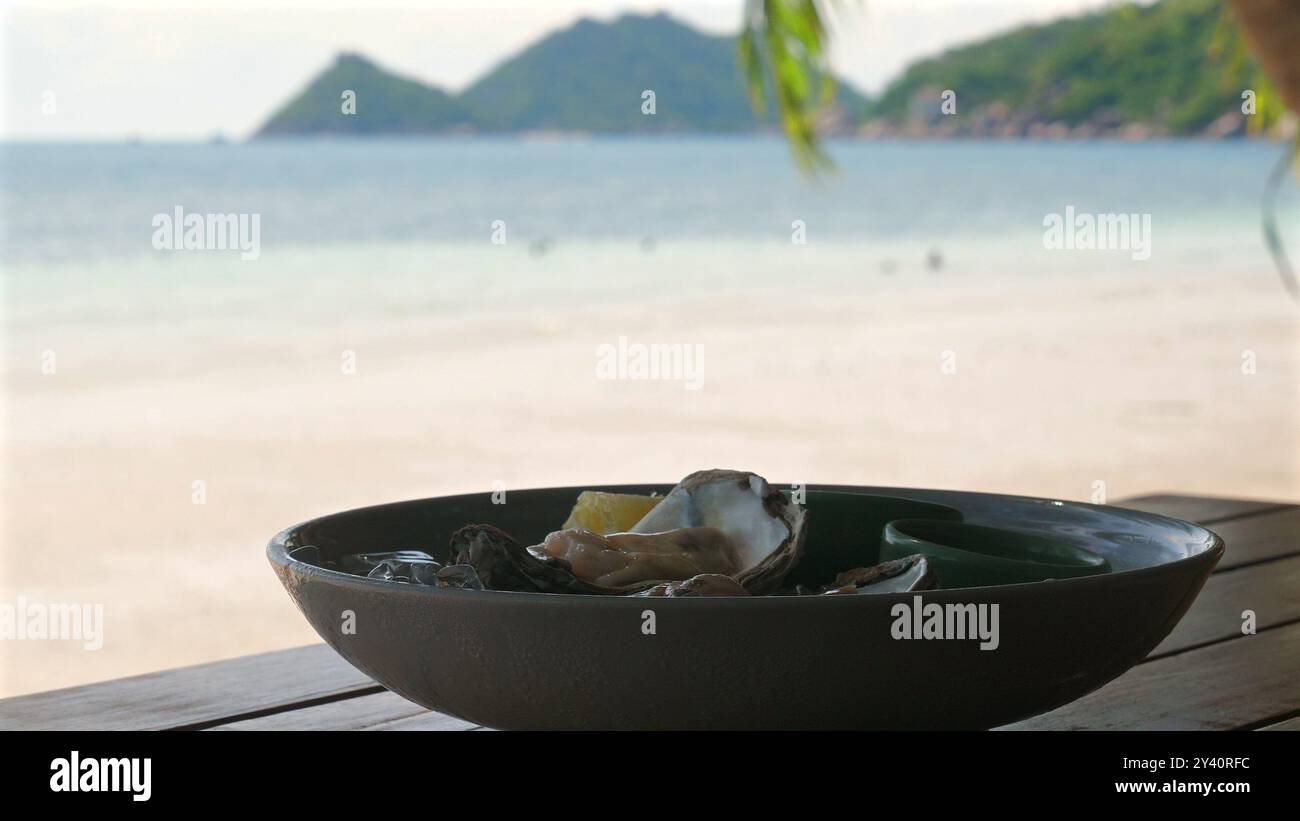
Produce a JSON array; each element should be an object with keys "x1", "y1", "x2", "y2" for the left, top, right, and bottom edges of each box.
[
  {"x1": 1149, "y1": 554, "x2": 1300, "y2": 657},
  {"x1": 1258, "y1": 716, "x2": 1300, "y2": 731},
  {"x1": 0, "y1": 644, "x2": 375, "y2": 731},
  {"x1": 1002, "y1": 620, "x2": 1300, "y2": 730},
  {"x1": 1116, "y1": 494, "x2": 1293, "y2": 524},
  {"x1": 368, "y1": 710, "x2": 479, "y2": 731},
  {"x1": 1207, "y1": 508, "x2": 1300, "y2": 571},
  {"x1": 210, "y1": 690, "x2": 433, "y2": 731}
]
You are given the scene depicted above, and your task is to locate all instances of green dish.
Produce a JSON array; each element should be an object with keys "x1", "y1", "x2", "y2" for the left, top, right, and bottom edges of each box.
[
  {"x1": 785, "y1": 492, "x2": 962, "y2": 587},
  {"x1": 881, "y1": 518, "x2": 1111, "y2": 589}
]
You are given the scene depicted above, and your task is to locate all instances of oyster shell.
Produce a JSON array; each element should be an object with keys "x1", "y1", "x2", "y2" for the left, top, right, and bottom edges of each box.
[
  {"x1": 820, "y1": 555, "x2": 936, "y2": 595},
  {"x1": 448, "y1": 469, "x2": 806, "y2": 594},
  {"x1": 628, "y1": 469, "x2": 805, "y2": 594},
  {"x1": 449, "y1": 524, "x2": 735, "y2": 594},
  {"x1": 634, "y1": 574, "x2": 751, "y2": 597}
]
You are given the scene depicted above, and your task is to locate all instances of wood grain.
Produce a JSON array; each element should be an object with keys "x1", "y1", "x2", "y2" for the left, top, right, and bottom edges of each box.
[
  {"x1": 1115, "y1": 494, "x2": 1293, "y2": 524},
  {"x1": 1001, "y1": 621, "x2": 1300, "y2": 730},
  {"x1": 210, "y1": 689, "x2": 438, "y2": 731},
  {"x1": 366, "y1": 710, "x2": 478, "y2": 731},
  {"x1": 0, "y1": 644, "x2": 375, "y2": 731},
  {"x1": 1205, "y1": 508, "x2": 1300, "y2": 571},
  {"x1": 1150, "y1": 555, "x2": 1300, "y2": 658}
]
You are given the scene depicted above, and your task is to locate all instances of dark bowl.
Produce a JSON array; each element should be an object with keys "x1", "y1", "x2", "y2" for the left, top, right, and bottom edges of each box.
[{"x1": 267, "y1": 485, "x2": 1222, "y2": 730}]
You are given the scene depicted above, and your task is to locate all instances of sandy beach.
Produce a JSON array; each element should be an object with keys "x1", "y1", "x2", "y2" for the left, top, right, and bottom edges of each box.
[{"x1": 2, "y1": 236, "x2": 1297, "y2": 697}]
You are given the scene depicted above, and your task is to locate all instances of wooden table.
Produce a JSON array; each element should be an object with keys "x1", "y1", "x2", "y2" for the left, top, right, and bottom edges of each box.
[{"x1": 3, "y1": 494, "x2": 1297, "y2": 731}]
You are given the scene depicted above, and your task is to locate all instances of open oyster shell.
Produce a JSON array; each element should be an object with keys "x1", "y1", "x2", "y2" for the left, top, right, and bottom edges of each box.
[
  {"x1": 628, "y1": 469, "x2": 806, "y2": 594},
  {"x1": 820, "y1": 554, "x2": 936, "y2": 595},
  {"x1": 448, "y1": 469, "x2": 806, "y2": 595}
]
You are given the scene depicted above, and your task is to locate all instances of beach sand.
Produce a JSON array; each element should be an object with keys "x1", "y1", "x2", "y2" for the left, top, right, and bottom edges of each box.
[{"x1": 2, "y1": 243, "x2": 1297, "y2": 697}]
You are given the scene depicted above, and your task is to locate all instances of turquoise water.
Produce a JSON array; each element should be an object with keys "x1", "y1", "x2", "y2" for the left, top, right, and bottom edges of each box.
[
  {"x1": 2, "y1": 137, "x2": 1296, "y2": 345},
  {"x1": 3, "y1": 137, "x2": 1296, "y2": 264}
]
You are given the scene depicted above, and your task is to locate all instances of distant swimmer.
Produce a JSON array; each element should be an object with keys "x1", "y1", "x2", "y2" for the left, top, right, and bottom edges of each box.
[{"x1": 926, "y1": 247, "x2": 944, "y2": 271}]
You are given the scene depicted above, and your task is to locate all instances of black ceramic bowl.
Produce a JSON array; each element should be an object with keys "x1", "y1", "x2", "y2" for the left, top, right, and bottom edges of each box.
[{"x1": 267, "y1": 485, "x2": 1222, "y2": 730}]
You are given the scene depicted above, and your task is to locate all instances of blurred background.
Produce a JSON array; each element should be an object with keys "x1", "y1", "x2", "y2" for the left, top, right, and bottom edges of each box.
[{"x1": 2, "y1": 0, "x2": 1297, "y2": 696}]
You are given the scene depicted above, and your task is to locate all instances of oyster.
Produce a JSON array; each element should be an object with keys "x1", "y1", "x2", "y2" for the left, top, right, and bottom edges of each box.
[
  {"x1": 534, "y1": 527, "x2": 743, "y2": 588},
  {"x1": 449, "y1": 524, "x2": 604, "y2": 594},
  {"x1": 635, "y1": 574, "x2": 751, "y2": 597},
  {"x1": 820, "y1": 555, "x2": 936, "y2": 595},
  {"x1": 448, "y1": 469, "x2": 806, "y2": 595},
  {"x1": 628, "y1": 469, "x2": 805, "y2": 594}
]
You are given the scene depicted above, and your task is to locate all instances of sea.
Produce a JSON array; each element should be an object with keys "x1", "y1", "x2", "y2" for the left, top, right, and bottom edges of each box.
[{"x1": 1, "y1": 136, "x2": 1297, "y2": 344}]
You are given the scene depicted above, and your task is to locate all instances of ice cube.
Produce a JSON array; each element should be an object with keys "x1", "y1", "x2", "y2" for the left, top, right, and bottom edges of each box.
[
  {"x1": 288, "y1": 545, "x2": 322, "y2": 566},
  {"x1": 366, "y1": 556, "x2": 444, "y2": 585},
  {"x1": 339, "y1": 549, "x2": 436, "y2": 576},
  {"x1": 435, "y1": 564, "x2": 484, "y2": 590}
]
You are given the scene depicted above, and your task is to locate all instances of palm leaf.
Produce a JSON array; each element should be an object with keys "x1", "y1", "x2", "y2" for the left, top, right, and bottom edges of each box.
[{"x1": 738, "y1": 0, "x2": 842, "y2": 173}]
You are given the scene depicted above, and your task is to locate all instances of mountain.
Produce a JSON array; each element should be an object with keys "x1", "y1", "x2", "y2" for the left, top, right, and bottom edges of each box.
[
  {"x1": 255, "y1": 13, "x2": 867, "y2": 136},
  {"x1": 256, "y1": 1, "x2": 1271, "y2": 140},
  {"x1": 863, "y1": 0, "x2": 1264, "y2": 138},
  {"x1": 258, "y1": 53, "x2": 474, "y2": 135},
  {"x1": 459, "y1": 12, "x2": 865, "y2": 132}
]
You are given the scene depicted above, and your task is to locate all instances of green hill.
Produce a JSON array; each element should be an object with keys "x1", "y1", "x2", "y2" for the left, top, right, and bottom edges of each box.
[
  {"x1": 256, "y1": 1, "x2": 1266, "y2": 140},
  {"x1": 257, "y1": 53, "x2": 474, "y2": 135},
  {"x1": 865, "y1": 0, "x2": 1262, "y2": 137},
  {"x1": 255, "y1": 13, "x2": 866, "y2": 136},
  {"x1": 460, "y1": 12, "x2": 864, "y2": 132}
]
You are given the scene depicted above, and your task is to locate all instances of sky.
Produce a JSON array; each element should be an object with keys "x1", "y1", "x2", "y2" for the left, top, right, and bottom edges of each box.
[{"x1": 1, "y1": 0, "x2": 1127, "y2": 140}]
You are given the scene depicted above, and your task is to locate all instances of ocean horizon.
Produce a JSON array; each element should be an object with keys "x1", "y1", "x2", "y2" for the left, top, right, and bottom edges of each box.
[{"x1": 4, "y1": 138, "x2": 1296, "y2": 265}]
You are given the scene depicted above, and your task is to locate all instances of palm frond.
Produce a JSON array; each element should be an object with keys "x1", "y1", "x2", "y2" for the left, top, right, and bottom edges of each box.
[{"x1": 738, "y1": 0, "x2": 841, "y2": 174}]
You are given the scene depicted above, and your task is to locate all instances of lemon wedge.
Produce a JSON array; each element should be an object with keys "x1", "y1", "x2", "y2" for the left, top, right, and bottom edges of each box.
[{"x1": 561, "y1": 491, "x2": 661, "y2": 535}]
